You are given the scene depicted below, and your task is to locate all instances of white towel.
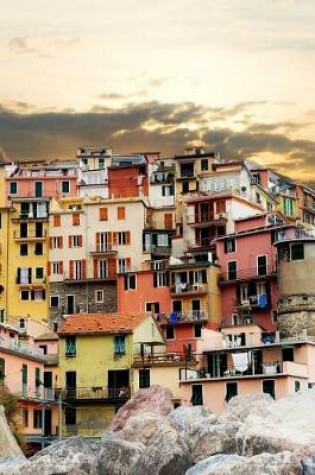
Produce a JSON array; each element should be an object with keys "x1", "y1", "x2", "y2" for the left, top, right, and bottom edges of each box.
[{"x1": 232, "y1": 352, "x2": 248, "y2": 373}]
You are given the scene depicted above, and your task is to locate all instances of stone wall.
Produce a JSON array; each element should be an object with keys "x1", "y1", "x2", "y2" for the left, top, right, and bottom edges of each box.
[
  {"x1": 278, "y1": 293, "x2": 315, "y2": 337},
  {"x1": 49, "y1": 281, "x2": 117, "y2": 325}
]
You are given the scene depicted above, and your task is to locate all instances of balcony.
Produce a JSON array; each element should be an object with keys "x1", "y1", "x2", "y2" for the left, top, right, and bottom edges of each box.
[
  {"x1": 58, "y1": 386, "x2": 131, "y2": 405},
  {"x1": 179, "y1": 359, "x2": 308, "y2": 382},
  {"x1": 187, "y1": 238, "x2": 215, "y2": 250},
  {"x1": 187, "y1": 213, "x2": 228, "y2": 228},
  {"x1": 234, "y1": 295, "x2": 270, "y2": 311},
  {"x1": 13, "y1": 230, "x2": 47, "y2": 240},
  {"x1": 170, "y1": 282, "x2": 208, "y2": 296},
  {"x1": 63, "y1": 273, "x2": 116, "y2": 283},
  {"x1": 219, "y1": 264, "x2": 277, "y2": 285},
  {"x1": 89, "y1": 244, "x2": 117, "y2": 255},
  {"x1": 154, "y1": 310, "x2": 208, "y2": 325},
  {"x1": 0, "y1": 337, "x2": 45, "y2": 359},
  {"x1": 133, "y1": 352, "x2": 187, "y2": 367},
  {"x1": 150, "y1": 245, "x2": 172, "y2": 257}
]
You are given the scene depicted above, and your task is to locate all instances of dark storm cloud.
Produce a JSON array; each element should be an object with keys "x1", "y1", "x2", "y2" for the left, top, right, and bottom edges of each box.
[{"x1": 0, "y1": 100, "x2": 314, "y2": 179}]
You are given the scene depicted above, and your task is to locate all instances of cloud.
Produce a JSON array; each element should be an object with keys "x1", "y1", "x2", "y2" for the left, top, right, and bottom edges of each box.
[
  {"x1": 0, "y1": 99, "x2": 314, "y2": 182},
  {"x1": 8, "y1": 35, "x2": 81, "y2": 58},
  {"x1": 9, "y1": 36, "x2": 36, "y2": 55}
]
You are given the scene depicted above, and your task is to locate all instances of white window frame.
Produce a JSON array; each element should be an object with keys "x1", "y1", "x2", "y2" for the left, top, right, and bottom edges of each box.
[{"x1": 95, "y1": 290, "x2": 104, "y2": 303}]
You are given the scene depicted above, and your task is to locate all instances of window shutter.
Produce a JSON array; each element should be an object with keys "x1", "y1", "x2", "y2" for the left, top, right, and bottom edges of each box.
[
  {"x1": 126, "y1": 231, "x2": 131, "y2": 245},
  {"x1": 82, "y1": 260, "x2": 87, "y2": 279},
  {"x1": 93, "y1": 259, "x2": 98, "y2": 278},
  {"x1": 100, "y1": 207, "x2": 108, "y2": 221},
  {"x1": 59, "y1": 261, "x2": 63, "y2": 274},
  {"x1": 108, "y1": 232, "x2": 113, "y2": 246},
  {"x1": 59, "y1": 237, "x2": 63, "y2": 249},
  {"x1": 17, "y1": 268, "x2": 21, "y2": 284},
  {"x1": 117, "y1": 207, "x2": 125, "y2": 220},
  {"x1": 113, "y1": 232, "x2": 118, "y2": 245},
  {"x1": 69, "y1": 261, "x2": 74, "y2": 279},
  {"x1": 49, "y1": 238, "x2": 53, "y2": 249},
  {"x1": 108, "y1": 259, "x2": 116, "y2": 278},
  {"x1": 53, "y1": 215, "x2": 61, "y2": 227},
  {"x1": 126, "y1": 257, "x2": 131, "y2": 270},
  {"x1": 79, "y1": 235, "x2": 83, "y2": 247},
  {"x1": 28, "y1": 268, "x2": 32, "y2": 284},
  {"x1": 47, "y1": 263, "x2": 51, "y2": 276},
  {"x1": 95, "y1": 233, "x2": 100, "y2": 250},
  {"x1": 164, "y1": 213, "x2": 172, "y2": 229},
  {"x1": 68, "y1": 236, "x2": 72, "y2": 248}
]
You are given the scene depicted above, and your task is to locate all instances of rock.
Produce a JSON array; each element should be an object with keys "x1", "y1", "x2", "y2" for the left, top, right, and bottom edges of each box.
[
  {"x1": 0, "y1": 456, "x2": 26, "y2": 475},
  {"x1": 0, "y1": 406, "x2": 25, "y2": 457},
  {"x1": 121, "y1": 413, "x2": 176, "y2": 446},
  {"x1": 187, "y1": 422, "x2": 241, "y2": 463},
  {"x1": 169, "y1": 406, "x2": 216, "y2": 432},
  {"x1": 236, "y1": 390, "x2": 315, "y2": 456},
  {"x1": 108, "y1": 385, "x2": 173, "y2": 432},
  {"x1": 12, "y1": 437, "x2": 97, "y2": 475},
  {"x1": 302, "y1": 457, "x2": 315, "y2": 475},
  {"x1": 294, "y1": 445, "x2": 315, "y2": 474},
  {"x1": 217, "y1": 393, "x2": 274, "y2": 424},
  {"x1": 185, "y1": 452, "x2": 302, "y2": 475},
  {"x1": 97, "y1": 432, "x2": 145, "y2": 475},
  {"x1": 131, "y1": 420, "x2": 192, "y2": 475}
]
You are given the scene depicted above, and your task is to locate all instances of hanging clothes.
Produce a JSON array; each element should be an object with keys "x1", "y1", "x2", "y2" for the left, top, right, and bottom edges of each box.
[{"x1": 232, "y1": 352, "x2": 248, "y2": 373}]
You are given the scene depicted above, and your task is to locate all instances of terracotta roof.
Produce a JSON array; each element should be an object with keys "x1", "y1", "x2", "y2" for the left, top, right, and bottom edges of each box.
[{"x1": 57, "y1": 312, "x2": 150, "y2": 336}]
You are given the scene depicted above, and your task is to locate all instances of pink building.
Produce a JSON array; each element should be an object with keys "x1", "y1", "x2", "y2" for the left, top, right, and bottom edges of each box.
[{"x1": 216, "y1": 212, "x2": 293, "y2": 331}]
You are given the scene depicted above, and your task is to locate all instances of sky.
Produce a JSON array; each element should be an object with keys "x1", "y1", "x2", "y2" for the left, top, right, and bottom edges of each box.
[{"x1": 0, "y1": 0, "x2": 315, "y2": 184}]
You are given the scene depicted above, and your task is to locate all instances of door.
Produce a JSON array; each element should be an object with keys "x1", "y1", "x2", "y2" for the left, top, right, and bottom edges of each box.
[
  {"x1": 35, "y1": 181, "x2": 43, "y2": 197},
  {"x1": 263, "y1": 379, "x2": 275, "y2": 399},
  {"x1": 192, "y1": 299, "x2": 201, "y2": 318},
  {"x1": 225, "y1": 382, "x2": 238, "y2": 402},
  {"x1": 44, "y1": 409, "x2": 52, "y2": 436},
  {"x1": 35, "y1": 222, "x2": 43, "y2": 238},
  {"x1": 108, "y1": 370, "x2": 129, "y2": 398},
  {"x1": 20, "y1": 222, "x2": 28, "y2": 238},
  {"x1": 67, "y1": 295, "x2": 75, "y2": 315},
  {"x1": 66, "y1": 371, "x2": 77, "y2": 398},
  {"x1": 100, "y1": 232, "x2": 109, "y2": 251},
  {"x1": 191, "y1": 384, "x2": 203, "y2": 405}
]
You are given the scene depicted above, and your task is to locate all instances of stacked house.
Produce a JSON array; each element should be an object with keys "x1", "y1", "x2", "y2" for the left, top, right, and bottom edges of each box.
[{"x1": 0, "y1": 146, "x2": 314, "y2": 451}]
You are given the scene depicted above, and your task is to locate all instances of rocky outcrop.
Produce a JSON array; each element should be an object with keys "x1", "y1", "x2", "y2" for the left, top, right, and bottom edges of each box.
[
  {"x1": 1, "y1": 387, "x2": 315, "y2": 474},
  {"x1": 0, "y1": 406, "x2": 24, "y2": 458},
  {"x1": 108, "y1": 385, "x2": 173, "y2": 432}
]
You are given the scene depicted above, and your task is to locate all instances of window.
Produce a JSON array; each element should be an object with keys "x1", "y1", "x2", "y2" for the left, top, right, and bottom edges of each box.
[
  {"x1": 65, "y1": 407, "x2": 76, "y2": 426},
  {"x1": 0, "y1": 358, "x2": 5, "y2": 381},
  {"x1": 201, "y1": 159, "x2": 208, "y2": 171},
  {"x1": 263, "y1": 379, "x2": 275, "y2": 399},
  {"x1": 225, "y1": 382, "x2": 238, "y2": 402},
  {"x1": 282, "y1": 347, "x2": 294, "y2": 362},
  {"x1": 20, "y1": 244, "x2": 28, "y2": 256},
  {"x1": 34, "y1": 242, "x2": 43, "y2": 256},
  {"x1": 255, "y1": 192, "x2": 261, "y2": 204},
  {"x1": 191, "y1": 384, "x2": 203, "y2": 406},
  {"x1": 139, "y1": 369, "x2": 150, "y2": 388},
  {"x1": 227, "y1": 261, "x2": 237, "y2": 280},
  {"x1": 182, "y1": 182, "x2": 189, "y2": 193},
  {"x1": 124, "y1": 274, "x2": 136, "y2": 290},
  {"x1": 95, "y1": 290, "x2": 104, "y2": 303},
  {"x1": 22, "y1": 408, "x2": 29, "y2": 427},
  {"x1": 117, "y1": 207, "x2": 126, "y2": 220},
  {"x1": 99, "y1": 207, "x2": 108, "y2": 221},
  {"x1": 34, "y1": 290, "x2": 45, "y2": 300},
  {"x1": 99, "y1": 158, "x2": 105, "y2": 169},
  {"x1": 145, "y1": 302, "x2": 160, "y2": 313},
  {"x1": 65, "y1": 336, "x2": 76, "y2": 357},
  {"x1": 224, "y1": 239, "x2": 235, "y2": 253},
  {"x1": 51, "y1": 261, "x2": 63, "y2": 275},
  {"x1": 153, "y1": 272, "x2": 169, "y2": 287},
  {"x1": 165, "y1": 325, "x2": 175, "y2": 340},
  {"x1": 17, "y1": 267, "x2": 31, "y2": 284},
  {"x1": 53, "y1": 215, "x2": 61, "y2": 227},
  {"x1": 50, "y1": 236, "x2": 63, "y2": 249},
  {"x1": 114, "y1": 336, "x2": 126, "y2": 355},
  {"x1": 72, "y1": 213, "x2": 80, "y2": 226},
  {"x1": 61, "y1": 181, "x2": 70, "y2": 194},
  {"x1": 194, "y1": 323, "x2": 202, "y2": 338},
  {"x1": 291, "y1": 243, "x2": 304, "y2": 261},
  {"x1": 50, "y1": 296, "x2": 59, "y2": 308},
  {"x1": 257, "y1": 255, "x2": 267, "y2": 275},
  {"x1": 10, "y1": 182, "x2": 18, "y2": 194},
  {"x1": 69, "y1": 235, "x2": 83, "y2": 248},
  {"x1": 21, "y1": 290, "x2": 30, "y2": 301},
  {"x1": 295, "y1": 381, "x2": 301, "y2": 392},
  {"x1": 162, "y1": 185, "x2": 174, "y2": 197},
  {"x1": 33, "y1": 410, "x2": 42, "y2": 429},
  {"x1": 284, "y1": 197, "x2": 294, "y2": 216},
  {"x1": 39, "y1": 345, "x2": 47, "y2": 355},
  {"x1": 118, "y1": 258, "x2": 130, "y2": 273},
  {"x1": 35, "y1": 267, "x2": 44, "y2": 279}
]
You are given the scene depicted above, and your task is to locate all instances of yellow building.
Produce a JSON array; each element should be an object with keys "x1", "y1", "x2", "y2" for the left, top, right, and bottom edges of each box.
[
  {"x1": 6, "y1": 197, "x2": 50, "y2": 323},
  {"x1": 57, "y1": 312, "x2": 165, "y2": 436}
]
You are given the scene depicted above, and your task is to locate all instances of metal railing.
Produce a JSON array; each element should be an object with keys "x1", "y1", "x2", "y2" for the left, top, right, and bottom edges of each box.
[
  {"x1": 0, "y1": 337, "x2": 45, "y2": 359},
  {"x1": 133, "y1": 352, "x2": 186, "y2": 365},
  {"x1": 153, "y1": 310, "x2": 208, "y2": 324},
  {"x1": 58, "y1": 386, "x2": 131, "y2": 400},
  {"x1": 219, "y1": 264, "x2": 277, "y2": 283},
  {"x1": 170, "y1": 283, "x2": 208, "y2": 294},
  {"x1": 187, "y1": 213, "x2": 227, "y2": 225},
  {"x1": 14, "y1": 230, "x2": 47, "y2": 239}
]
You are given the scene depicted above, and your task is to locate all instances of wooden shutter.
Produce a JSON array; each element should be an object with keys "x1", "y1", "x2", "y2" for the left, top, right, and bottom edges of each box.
[
  {"x1": 59, "y1": 237, "x2": 63, "y2": 249},
  {"x1": 108, "y1": 232, "x2": 113, "y2": 247},
  {"x1": 59, "y1": 261, "x2": 63, "y2": 275},
  {"x1": 53, "y1": 215, "x2": 61, "y2": 227},
  {"x1": 113, "y1": 232, "x2": 118, "y2": 245},
  {"x1": 164, "y1": 213, "x2": 173, "y2": 229},
  {"x1": 126, "y1": 258, "x2": 131, "y2": 270},
  {"x1": 82, "y1": 260, "x2": 87, "y2": 279},
  {"x1": 69, "y1": 261, "x2": 74, "y2": 279},
  {"x1": 95, "y1": 233, "x2": 100, "y2": 251},
  {"x1": 108, "y1": 259, "x2": 116, "y2": 278},
  {"x1": 79, "y1": 235, "x2": 83, "y2": 247},
  {"x1": 68, "y1": 236, "x2": 72, "y2": 248},
  {"x1": 93, "y1": 259, "x2": 98, "y2": 278},
  {"x1": 126, "y1": 231, "x2": 131, "y2": 245},
  {"x1": 49, "y1": 238, "x2": 53, "y2": 249},
  {"x1": 28, "y1": 268, "x2": 32, "y2": 284},
  {"x1": 117, "y1": 207, "x2": 125, "y2": 220},
  {"x1": 99, "y1": 207, "x2": 108, "y2": 221},
  {"x1": 47, "y1": 262, "x2": 51, "y2": 276}
]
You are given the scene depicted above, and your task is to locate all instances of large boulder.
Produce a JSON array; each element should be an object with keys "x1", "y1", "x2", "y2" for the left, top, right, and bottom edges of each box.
[
  {"x1": 236, "y1": 390, "x2": 315, "y2": 456},
  {"x1": 108, "y1": 385, "x2": 173, "y2": 432},
  {"x1": 0, "y1": 456, "x2": 26, "y2": 475},
  {"x1": 11, "y1": 437, "x2": 97, "y2": 475},
  {"x1": 169, "y1": 406, "x2": 216, "y2": 433},
  {"x1": 96, "y1": 432, "x2": 145, "y2": 475},
  {"x1": 130, "y1": 420, "x2": 192, "y2": 475},
  {"x1": 185, "y1": 452, "x2": 302, "y2": 475},
  {"x1": 121, "y1": 413, "x2": 176, "y2": 446},
  {"x1": 0, "y1": 406, "x2": 24, "y2": 457},
  {"x1": 217, "y1": 393, "x2": 274, "y2": 424}
]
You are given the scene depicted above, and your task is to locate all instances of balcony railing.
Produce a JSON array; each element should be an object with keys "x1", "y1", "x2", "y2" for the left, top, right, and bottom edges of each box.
[
  {"x1": 14, "y1": 230, "x2": 47, "y2": 239},
  {"x1": 89, "y1": 244, "x2": 117, "y2": 254},
  {"x1": 0, "y1": 337, "x2": 45, "y2": 359},
  {"x1": 187, "y1": 213, "x2": 228, "y2": 225},
  {"x1": 58, "y1": 386, "x2": 131, "y2": 401},
  {"x1": 154, "y1": 310, "x2": 208, "y2": 324},
  {"x1": 187, "y1": 238, "x2": 215, "y2": 249},
  {"x1": 219, "y1": 264, "x2": 277, "y2": 284},
  {"x1": 133, "y1": 352, "x2": 187, "y2": 366},
  {"x1": 274, "y1": 228, "x2": 315, "y2": 243},
  {"x1": 170, "y1": 283, "x2": 208, "y2": 294}
]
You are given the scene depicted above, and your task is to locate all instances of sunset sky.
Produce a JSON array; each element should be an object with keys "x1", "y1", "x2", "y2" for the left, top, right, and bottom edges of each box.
[{"x1": 1, "y1": 0, "x2": 315, "y2": 183}]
